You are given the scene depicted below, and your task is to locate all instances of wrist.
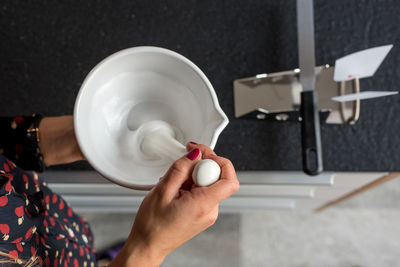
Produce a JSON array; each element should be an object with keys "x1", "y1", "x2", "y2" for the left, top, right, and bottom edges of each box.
[
  {"x1": 38, "y1": 116, "x2": 84, "y2": 165},
  {"x1": 110, "y1": 238, "x2": 166, "y2": 267}
]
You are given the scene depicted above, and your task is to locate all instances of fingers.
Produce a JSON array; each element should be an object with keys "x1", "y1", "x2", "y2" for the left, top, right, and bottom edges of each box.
[
  {"x1": 186, "y1": 142, "x2": 216, "y2": 158},
  {"x1": 159, "y1": 148, "x2": 202, "y2": 201},
  {"x1": 193, "y1": 154, "x2": 239, "y2": 205},
  {"x1": 185, "y1": 143, "x2": 239, "y2": 204},
  {"x1": 159, "y1": 143, "x2": 238, "y2": 206}
]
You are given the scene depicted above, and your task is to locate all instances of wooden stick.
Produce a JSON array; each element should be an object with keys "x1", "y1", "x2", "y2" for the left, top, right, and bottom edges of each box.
[{"x1": 315, "y1": 172, "x2": 400, "y2": 212}]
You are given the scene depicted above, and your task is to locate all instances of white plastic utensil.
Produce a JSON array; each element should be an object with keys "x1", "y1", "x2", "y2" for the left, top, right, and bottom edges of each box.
[
  {"x1": 139, "y1": 120, "x2": 187, "y2": 162},
  {"x1": 140, "y1": 120, "x2": 221, "y2": 187}
]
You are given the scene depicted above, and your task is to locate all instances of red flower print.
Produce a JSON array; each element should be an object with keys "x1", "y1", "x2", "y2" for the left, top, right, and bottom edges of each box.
[
  {"x1": 15, "y1": 206, "x2": 24, "y2": 225},
  {"x1": 43, "y1": 220, "x2": 49, "y2": 233},
  {"x1": 68, "y1": 207, "x2": 73, "y2": 217},
  {"x1": 52, "y1": 193, "x2": 58, "y2": 204},
  {"x1": 3, "y1": 162, "x2": 10, "y2": 172},
  {"x1": 15, "y1": 206, "x2": 24, "y2": 216},
  {"x1": 0, "y1": 195, "x2": 8, "y2": 207},
  {"x1": 25, "y1": 226, "x2": 33, "y2": 240},
  {"x1": 40, "y1": 236, "x2": 46, "y2": 246},
  {"x1": 59, "y1": 200, "x2": 65, "y2": 210},
  {"x1": 74, "y1": 258, "x2": 79, "y2": 267},
  {"x1": 79, "y1": 247, "x2": 84, "y2": 257},
  {"x1": 61, "y1": 248, "x2": 65, "y2": 259},
  {"x1": 49, "y1": 217, "x2": 56, "y2": 227},
  {"x1": 5, "y1": 181, "x2": 12, "y2": 191},
  {"x1": 31, "y1": 245, "x2": 36, "y2": 256},
  {"x1": 45, "y1": 257, "x2": 50, "y2": 267},
  {"x1": 12, "y1": 237, "x2": 22, "y2": 243},
  {"x1": 45, "y1": 195, "x2": 50, "y2": 204},
  {"x1": 0, "y1": 223, "x2": 10, "y2": 240},
  {"x1": 73, "y1": 243, "x2": 77, "y2": 249},
  {"x1": 16, "y1": 243, "x2": 23, "y2": 252},
  {"x1": 14, "y1": 116, "x2": 24, "y2": 123},
  {"x1": 22, "y1": 174, "x2": 29, "y2": 189},
  {"x1": 5, "y1": 172, "x2": 14, "y2": 181},
  {"x1": 8, "y1": 249, "x2": 18, "y2": 260},
  {"x1": 6, "y1": 159, "x2": 15, "y2": 169}
]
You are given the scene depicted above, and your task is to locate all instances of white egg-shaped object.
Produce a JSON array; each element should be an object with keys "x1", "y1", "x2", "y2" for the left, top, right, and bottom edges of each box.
[{"x1": 192, "y1": 159, "x2": 221, "y2": 186}]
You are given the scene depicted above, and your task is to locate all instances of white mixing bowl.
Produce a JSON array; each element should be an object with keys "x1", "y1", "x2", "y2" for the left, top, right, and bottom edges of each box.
[{"x1": 74, "y1": 47, "x2": 228, "y2": 190}]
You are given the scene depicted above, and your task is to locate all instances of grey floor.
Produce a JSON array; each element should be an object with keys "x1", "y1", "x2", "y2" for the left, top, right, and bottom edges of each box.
[{"x1": 81, "y1": 177, "x2": 400, "y2": 267}]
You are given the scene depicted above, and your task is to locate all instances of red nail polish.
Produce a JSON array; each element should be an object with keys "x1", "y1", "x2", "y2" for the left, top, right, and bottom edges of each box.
[
  {"x1": 189, "y1": 141, "x2": 198, "y2": 145},
  {"x1": 186, "y1": 148, "x2": 200, "y2": 160}
]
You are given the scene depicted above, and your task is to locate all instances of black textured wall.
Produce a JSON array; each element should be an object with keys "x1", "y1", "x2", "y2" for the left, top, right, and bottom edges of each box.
[{"x1": 0, "y1": 0, "x2": 399, "y2": 171}]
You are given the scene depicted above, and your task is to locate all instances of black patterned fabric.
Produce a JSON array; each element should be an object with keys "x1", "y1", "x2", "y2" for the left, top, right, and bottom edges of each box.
[
  {"x1": 0, "y1": 116, "x2": 97, "y2": 266},
  {"x1": 0, "y1": 115, "x2": 45, "y2": 172},
  {"x1": 0, "y1": 155, "x2": 97, "y2": 266}
]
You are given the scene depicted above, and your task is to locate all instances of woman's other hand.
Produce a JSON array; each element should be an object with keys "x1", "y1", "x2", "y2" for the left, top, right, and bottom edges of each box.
[
  {"x1": 38, "y1": 115, "x2": 84, "y2": 166},
  {"x1": 110, "y1": 144, "x2": 239, "y2": 267}
]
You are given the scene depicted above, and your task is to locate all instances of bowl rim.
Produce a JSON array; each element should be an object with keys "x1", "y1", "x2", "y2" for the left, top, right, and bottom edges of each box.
[{"x1": 74, "y1": 46, "x2": 229, "y2": 190}]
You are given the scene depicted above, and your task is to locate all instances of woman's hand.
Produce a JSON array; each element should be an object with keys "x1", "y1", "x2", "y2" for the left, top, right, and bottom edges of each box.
[
  {"x1": 110, "y1": 143, "x2": 239, "y2": 267},
  {"x1": 38, "y1": 116, "x2": 84, "y2": 166}
]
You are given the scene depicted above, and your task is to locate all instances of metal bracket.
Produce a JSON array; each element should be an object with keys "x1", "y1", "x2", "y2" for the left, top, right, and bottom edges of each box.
[{"x1": 233, "y1": 65, "x2": 360, "y2": 124}]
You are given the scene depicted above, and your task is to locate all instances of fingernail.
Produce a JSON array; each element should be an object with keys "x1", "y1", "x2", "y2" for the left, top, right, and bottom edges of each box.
[
  {"x1": 186, "y1": 148, "x2": 200, "y2": 160},
  {"x1": 189, "y1": 141, "x2": 198, "y2": 145}
]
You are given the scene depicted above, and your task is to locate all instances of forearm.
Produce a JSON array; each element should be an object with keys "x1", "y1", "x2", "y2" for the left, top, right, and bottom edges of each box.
[
  {"x1": 38, "y1": 116, "x2": 84, "y2": 165},
  {"x1": 0, "y1": 115, "x2": 84, "y2": 170}
]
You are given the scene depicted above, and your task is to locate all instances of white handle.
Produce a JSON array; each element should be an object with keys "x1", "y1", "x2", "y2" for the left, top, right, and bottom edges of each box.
[
  {"x1": 145, "y1": 134, "x2": 221, "y2": 186},
  {"x1": 141, "y1": 130, "x2": 186, "y2": 161},
  {"x1": 139, "y1": 121, "x2": 221, "y2": 186},
  {"x1": 192, "y1": 159, "x2": 221, "y2": 186}
]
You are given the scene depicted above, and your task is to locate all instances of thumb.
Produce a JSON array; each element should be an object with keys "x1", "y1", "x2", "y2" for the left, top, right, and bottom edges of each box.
[{"x1": 160, "y1": 148, "x2": 202, "y2": 201}]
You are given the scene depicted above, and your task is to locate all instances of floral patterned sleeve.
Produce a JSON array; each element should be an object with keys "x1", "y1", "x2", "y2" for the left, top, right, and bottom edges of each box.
[
  {"x1": 0, "y1": 114, "x2": 45, "y2": 172},
  {"x1": 0, "y1": 155, "x2": 96, "y2": 266}
]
